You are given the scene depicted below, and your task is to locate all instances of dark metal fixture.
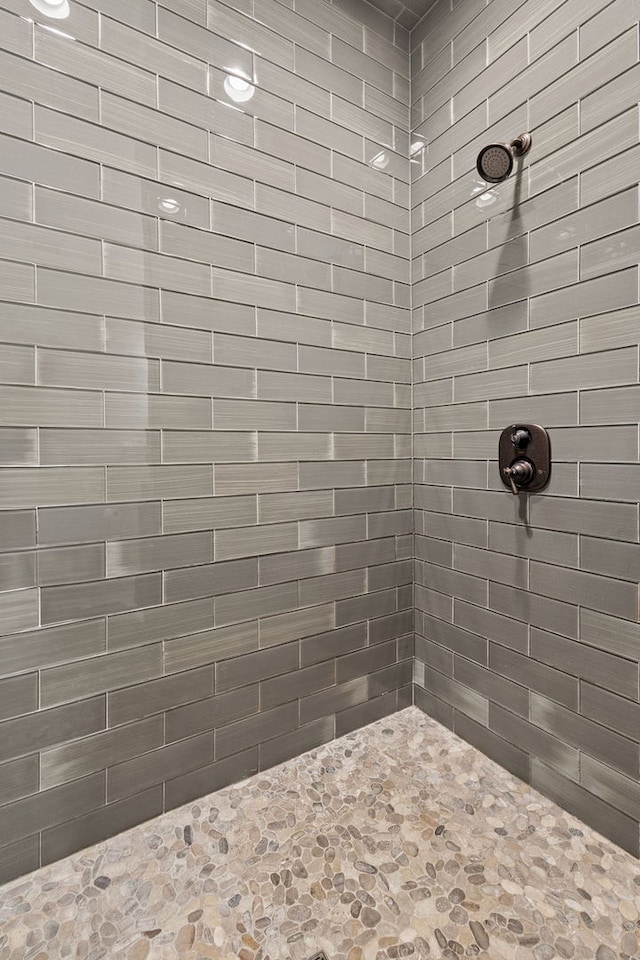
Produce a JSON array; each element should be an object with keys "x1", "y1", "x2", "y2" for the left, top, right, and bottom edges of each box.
[
  {"x1": 498, "y1": 423, "x2": 550, "y2": 495},
  {"x1": 477, "y1": 134, "x2": 532, "y2": 183}
]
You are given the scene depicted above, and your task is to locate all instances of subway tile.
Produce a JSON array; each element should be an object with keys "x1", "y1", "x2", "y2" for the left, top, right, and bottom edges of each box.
[
  {"x1": 107, "y1": 532, "x2": 212, "y2": 578},
  {"x1": 454, "y1": 544, "x2": 528, "y2": 590},
  {"x1": 163, "y1": 430, "x2": 256, "y2": 464},
  {"x1": 215, "y1": 702, "x2": 298, "y2": 760},
  {"x1": 296, "y1": 167, "x2": 364, "y2": 220},
  {"x1": 36, "y1": 187, "x2": 158, "y2": 251},
  {"x1": 161, "y1": 220, "x2": 254, "y2": 274},
  {"x1": 41, "y1": 786, "x2": 163, "y2": 867},
  {"x1": 0, "y1": 467, "x2": 105, "y2": 509},
  {"x1": 490, "y1": 581, "x2": 579, "y2": 641},
  {"x1": 581, "y1": 462, "x2": 640, "y2": 503},
  {"x1": 0, "y1": 8, "x2": 32, "y2": 57},
  {"x1": 41, "y1": 645, "x2": 162, "y2": 708},
  {"x1": 489, "y1": 521, "x2": 578, "y2": 568},
  {"x1": 531, "y1": 108, "x2": 639, "y2": 199},
  {"x1": 0, "y1": 620, "x2": 105, "y2": 676},
  {"x1": 529, "y1": 494, "x2": 637, "y2": 542},
  {"x1": 106, "y1": 318, "x2": 211, "y2": 364},
  {"x1": 580, "y1": 754, "x2": 640, "y2": 825},
  {"x1": 37, "y1": 543, "x2": 105, "y2": 587},
  {"x1": 490, "y1": 703, "x2": 579, "y2": 779},
  {"x1": 41, "y1": 717, "x2": 163, "y2": 790},
  {"x1": 164, "y1": 621, "x2": 258, "y2": 673},
  {"x1": 108, "y1": 598, "x2": 213, "y2": 652},
  {"x1": 260, "y1": 716, "x2": 334, "y2": 770},
  {"x1": 39, "y1": 502, "x2": 160, "y2": 547},
  {"x1": 530, "y1": 29, "x2": 637, "y2": 129},
  {"x1": 103, "y1": 91, "x2": 207, "y2": 159},
  {"x1": 0, "y1": 48, "x2": 98, "y2": 123},
  {"x1": 39, "y1": 349, "x2": 158, "y2": 393},
  {"x1": 581, "y1": 682, "x2": 640, "y2": 743},
  {"x1": 300, "y1": 623, "x2": 367, "y2": 668},
  {"x1": 335, "y1": 689, "x2": 398, "y2": 737},
  {"x1": 0, "y1": 697, "x2": 105, "y2": 764},
  {"x1": 39, "y1": 428, "x2": 160, "y2": 466},
  {"x1": 531, "y1": 693, "x2": 638, "y2": 779},
  {"x1": 259, "y1": 490, "x2": 333, "y2": 523},
  {"x1": 164, "y1": 557, "x2": 257, "y2": 604},
  {"x1": 260, "y1": 547, "x2": 334, "y2": 586},
  {"x1": 0, "y1": 260, "x2": 34, "y2": 303},
  {"x1": 580, "y1": 536, "x2": 640, "y2": 582},
  {"x1": 104, "y1": 243, "x2": 210, "y2": 298},
  {"x1": 216, "y1": 640, "x2": 299, "y2": 693},
  {"x1": 0, "y1": 217, "x2": 101, "y2": 275},
  {"x1": 108, "y1": 732, "x2": 214, "y2": 802},
  {"x1": 530, "y1": 560, "x2": 637, "y2": 620},
  {"x1": 419, "y1": 612, "x2": 487, "y2": 665},
  {"x1": 259, "y1": 602, "x2": 336, "y2": 648},
  {"x1": 109, "y1": 666, "x2": 213, "y2": 728},
  {"x1": 214, "y1": 462, "x2": 298, "y2": 496},
  {"x1": 453, "y1": 713, "x2": 530, "y2": 783},
  {"x1": 215, "y1": 523, "x2": 297, "y2": 561},
  {"x1": 215, "y1": 582, "x2": 299, "y2": 627},
  {"x1": 531, "y1": 348, "x2": 637, "y2": 393},
  {"x1": 261, "y1": 661, "x2": 334, "y2": 710},
  {"x1": 0, "y1": 133, "x2": 99, "y2": 199},
  {"x1": 101, "y1": 16, "x2": 207, "y2": 91},
  {"x1": 162, "y1": 360, "x2": 254, "y2": 398},
  {"x1": 103, "y1": 169, "x2": 210, "y2": 230},
  {"x1": 165, "y1": 684, "x2": 258, "y2": 744},
  {"x1": 161, "y1": 148, "x2": 254, "y2": 207},
  {"x1": 454, "y1": 600, "x2": 528, "y2": 654},
  {"x1": 164, "y1": 748, "x2": 257, "y2": 810},
  {"x1": 35, "y1": 26, "x2": 154, "y2": 108},
  {"x1": 581, "y1": 61, "x2": 640, "y2": 134},
  {"x1": 0, "y1": 675, "x2": 38, "y2": 723},
  {"x1": 0, "y1": 756, "x2": 38, "y2": 808},
  {"x1": 41, "y1": 575, "x2": 162, "y2": 629},
  {"x1": 489, "y1": 644, "x2": 578, "y2": 710},
  {"x1": 531, "y1": 628, "x2": 638, "y2": 701},
  {"x1": 38, "y1": 268, "x2": 160, "y2": 322},
  {"x1": 419, "y1": 667, "x2": 488, "y2": 726},
  {"x1": 0, "y1": 511, "x2": 36, "y2": 553},
  {"x1": 454, "y1": 657, "x2": 529, "y2": 717},
  {"x1": 0, "y1": 773, "x2": 105, "y2": 850},
  {"x1": 35, "y1": 106, "x2": 157, "y2": 178},
  {"x1": 107, "y1": 465, "x2": 213, "y2": 501}
]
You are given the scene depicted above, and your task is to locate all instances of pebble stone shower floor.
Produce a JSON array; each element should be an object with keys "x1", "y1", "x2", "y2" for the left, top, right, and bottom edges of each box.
[{"x1": 0, "y1": 707, "x2": 638, "y2": 960}]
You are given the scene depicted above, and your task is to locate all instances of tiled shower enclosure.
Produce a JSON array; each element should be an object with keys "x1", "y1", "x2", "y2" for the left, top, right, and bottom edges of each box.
[{"x1": 0, "y1": 0, "x2": 639, "y2": 887}]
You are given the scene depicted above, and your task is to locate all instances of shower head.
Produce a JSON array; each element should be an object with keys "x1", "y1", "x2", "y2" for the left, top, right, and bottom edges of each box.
[{"x1": 476, "y1": 133, "x2": 532, "y2": 183}]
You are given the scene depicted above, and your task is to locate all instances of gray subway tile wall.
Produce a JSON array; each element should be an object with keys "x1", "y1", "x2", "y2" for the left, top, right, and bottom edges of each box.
[
  {"x1": 0, "y1": 0, "x2": 414, "y2": 883},
  {"x1": 412, "y1": 0, "x2": 640, "y2": 857},
  {"x1": 1, "y1": 0, "x2": 640, "y2": 887}
]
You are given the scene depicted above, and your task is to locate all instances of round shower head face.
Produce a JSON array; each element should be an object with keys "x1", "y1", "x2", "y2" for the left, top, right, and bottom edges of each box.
[{"x1": 477, "y1": 143, "x2": 514, "y2": 183}]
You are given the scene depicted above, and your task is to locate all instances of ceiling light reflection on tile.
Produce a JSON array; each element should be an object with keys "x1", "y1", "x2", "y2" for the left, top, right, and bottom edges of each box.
[
  {"x1": 224, "y1": 73, "x2": 256, "y2": 104},
  {"x1": 471, "y1": 179, "x2": 499, "y2": 209},
  {"x1": 410, "y1": 139, "x2": 426, "y2": 157},
  {"x1": 28, "y1": 0, "x2": 71, "y2": 19},
  {"x1": 158, "y1": 198, "x2": 182, "y2": 216},
  {"x1": 369, "y1": 151, "x2": 390, "y2": 170}
]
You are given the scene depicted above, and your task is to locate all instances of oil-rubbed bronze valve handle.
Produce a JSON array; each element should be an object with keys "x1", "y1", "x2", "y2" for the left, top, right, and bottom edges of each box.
[
  {"x1": 510, "y1": 428, "x2": 530, "y2": 448},
  {"x1": 503, "y1": 460, "x2": 534, "y2": 495}
]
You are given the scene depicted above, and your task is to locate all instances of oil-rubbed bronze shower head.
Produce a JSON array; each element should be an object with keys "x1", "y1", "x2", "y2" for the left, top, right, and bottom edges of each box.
[{"x1": 477, "y1": 133, "x2": 532, "y2": 183}]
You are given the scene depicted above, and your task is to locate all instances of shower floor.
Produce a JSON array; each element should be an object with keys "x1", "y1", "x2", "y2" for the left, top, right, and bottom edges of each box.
[{"x1": 0, "y1": 707, "x2": 638, "y2": 960}]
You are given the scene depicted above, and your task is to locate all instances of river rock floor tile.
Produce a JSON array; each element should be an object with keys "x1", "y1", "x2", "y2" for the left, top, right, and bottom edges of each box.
[{"x1": 0, "y1": 707, "x2": 638, "y2": 960}]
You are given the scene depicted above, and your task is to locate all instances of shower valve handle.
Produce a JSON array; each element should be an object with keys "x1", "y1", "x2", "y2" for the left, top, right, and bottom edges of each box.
[
  {"x1": 503, "y1": 459, "x2": 534, "y2": 495},
  {"x1": 510, "y1": 428, "x2": 530, "y2": 448}
]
